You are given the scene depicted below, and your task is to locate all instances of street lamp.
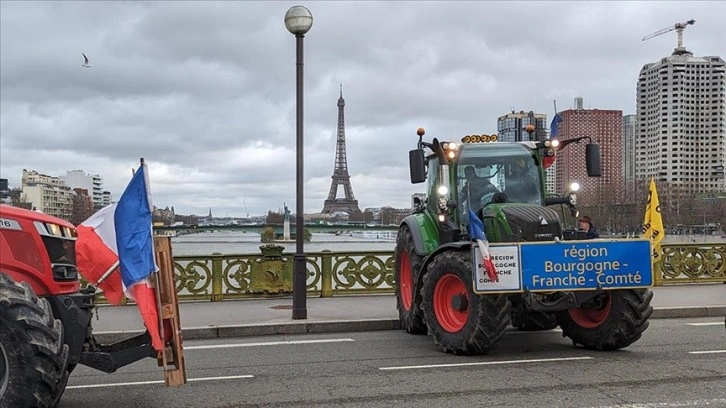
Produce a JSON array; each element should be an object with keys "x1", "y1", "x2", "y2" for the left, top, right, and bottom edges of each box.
[{"x1": 285, "y1": 5, "x2": 313, "y2": 320}]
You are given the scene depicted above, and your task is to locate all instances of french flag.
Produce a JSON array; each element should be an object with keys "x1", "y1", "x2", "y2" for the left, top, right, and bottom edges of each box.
[
  {"x1": 467, "y1": 208, "x2": 498, "y2": 283},
  {"x1": 76, "y1": 160, "x2": 163, "y2": 351},
  {"x1": 544, "y1": 112, "x2": 562, "y2": 170}
]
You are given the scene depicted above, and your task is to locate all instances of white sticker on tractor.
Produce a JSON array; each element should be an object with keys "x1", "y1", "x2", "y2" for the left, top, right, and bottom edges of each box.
[{"x1": 473, "y1": 245, "x2": 522, "y2": 292}]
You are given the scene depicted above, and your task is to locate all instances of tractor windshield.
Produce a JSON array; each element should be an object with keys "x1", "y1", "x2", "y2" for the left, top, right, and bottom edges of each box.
[{"x1": 457, "y1": 143, "x2": 542, "y2": 216}]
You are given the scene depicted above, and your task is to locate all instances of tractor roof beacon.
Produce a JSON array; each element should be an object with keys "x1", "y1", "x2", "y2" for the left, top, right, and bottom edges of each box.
[{"x1": 393, "y1": 128, "x2": 654, "y2": 355}]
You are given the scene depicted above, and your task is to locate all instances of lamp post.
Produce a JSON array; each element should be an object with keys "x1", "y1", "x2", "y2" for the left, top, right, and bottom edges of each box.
[{"x1": 285, "y1": 5, "x2": 313, "y2": 320}]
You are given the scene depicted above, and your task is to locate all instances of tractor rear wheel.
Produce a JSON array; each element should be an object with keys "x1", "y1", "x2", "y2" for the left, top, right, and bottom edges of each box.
[
  {"x1": 394, "y1": 226, "x2": 426, "y2": 334},
  {"x1": 420, "y1": 251, "x2": 510, "y2": 355},
  {"x1": 557, "y1": 289, "x2": 653, "y2": 350},
  {"x1": 0, "y1": 273, "x2": 69, "y2": 408}
]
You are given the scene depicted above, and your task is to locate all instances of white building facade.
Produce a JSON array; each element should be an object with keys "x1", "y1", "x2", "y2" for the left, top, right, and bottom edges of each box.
[
  {"x1": 623, "y1": 114, "x2": 638, "y2": 203},
  {"x1": 60, "y1": 170, "x2": 106, "y2": 209},
  {"x1": 635, "y1": 51, "x2": 726, "y2": 194}
]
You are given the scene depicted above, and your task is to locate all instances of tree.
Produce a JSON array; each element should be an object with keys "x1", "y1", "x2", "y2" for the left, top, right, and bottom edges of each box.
[
  {"x1": 266, "y1": 210, "x2": 283, "y2": 224},
  {"x1": 261, "y1": 226, "x2": 276, "y2": 242}
]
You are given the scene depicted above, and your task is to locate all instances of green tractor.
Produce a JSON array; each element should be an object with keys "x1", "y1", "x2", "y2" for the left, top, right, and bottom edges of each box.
[{"x1": 394, "y1": 128, "x2": 654, "y2": 354}]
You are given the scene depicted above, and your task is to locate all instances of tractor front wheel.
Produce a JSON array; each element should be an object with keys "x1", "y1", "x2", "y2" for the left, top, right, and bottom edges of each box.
[
  {"x1": 420, "y1": 251, "x2": 510, "y2": 355},
  {"x1": 394, "y1": 226, "x2": 426, "y2": 334},
  {"x1": 0, "y1": 273, "x2": 69, "y2": 408},
  {"x1": 557, "y1": 289, "x2": 653, "y2": 350}
]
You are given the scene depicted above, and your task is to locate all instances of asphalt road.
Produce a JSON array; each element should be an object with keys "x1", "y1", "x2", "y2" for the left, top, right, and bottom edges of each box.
[{"x1": 61, "y1": 318, "x2": 726, "y2": 408}]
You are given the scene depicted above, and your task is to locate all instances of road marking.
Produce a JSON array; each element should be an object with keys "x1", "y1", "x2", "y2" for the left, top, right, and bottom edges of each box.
[
  {"x1": 378, "y1": 356, "x2": 593, "y2": 371},
  {"x1": 688, "y1": 350, "x2": 726, "y2": 355},
  {"x1": 66, "y1": 374, "x2": 254, "y2": 390},
  {"x1": 686, "y1": 322, "x2": 724, "y2": 326},
  {"x1": 589, "y1": 398, "x2": 726, "y2": 407},
  {"x1": 185, "y1": 338, "x2": 355, "y2": 350}
]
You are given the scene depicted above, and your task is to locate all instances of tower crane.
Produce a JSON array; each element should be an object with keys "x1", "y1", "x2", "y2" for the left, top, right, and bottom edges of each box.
[{"x1": 642, "y1": 19, "x2": 696, "y2": 50}]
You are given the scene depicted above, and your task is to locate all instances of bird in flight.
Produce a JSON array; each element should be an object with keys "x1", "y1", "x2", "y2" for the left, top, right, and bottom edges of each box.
[{"x1": 82, "y1": 53, "x2": 91, "y2": 68}]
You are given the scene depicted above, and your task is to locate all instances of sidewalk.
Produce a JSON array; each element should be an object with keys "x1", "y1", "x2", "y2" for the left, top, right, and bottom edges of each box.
[{"x1": 93, "y1": 284, "x2": 726, "y2": 342}]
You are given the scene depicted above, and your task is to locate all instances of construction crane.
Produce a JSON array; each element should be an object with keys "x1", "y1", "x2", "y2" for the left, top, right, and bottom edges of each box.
[{"x1": 642, "y1": 19, "x2": 696, "y2": 50}]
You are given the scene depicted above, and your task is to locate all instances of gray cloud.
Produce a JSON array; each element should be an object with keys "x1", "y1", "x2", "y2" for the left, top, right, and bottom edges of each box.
[{"x1": 1, "y1": 1, "x2": 724, "y2": 217}]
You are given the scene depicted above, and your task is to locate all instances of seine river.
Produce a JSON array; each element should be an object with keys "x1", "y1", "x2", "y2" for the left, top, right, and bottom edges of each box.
[
  {"x1": 169, "y1": 230, "x2": 723, "y2": 257},
  {"x1": 170, "y1": 231, "x2": 397, "y2": 256}
]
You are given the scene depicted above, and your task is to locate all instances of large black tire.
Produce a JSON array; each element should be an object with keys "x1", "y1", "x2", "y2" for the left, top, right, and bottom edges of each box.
[
  {"x1": 394, "y1": 226, "x2": 427, "y2": 334},
  {"x1": 0, "y1": 273, "x2": 69, "y2": 408},
  {"x1": 510, "y1": 296, "x2": 558, "y2": 331},
  {"x1": 556, "y1": 289, "x2": 653, "y2": 350},
  {"x1": 420, "y1": 251, "x2": 510, "y2": 355}
]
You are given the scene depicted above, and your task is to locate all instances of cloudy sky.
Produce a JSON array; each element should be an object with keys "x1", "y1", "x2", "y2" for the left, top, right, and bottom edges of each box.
[{"x1": 1, "y1": 1, "x2": 723, "y2": 218}]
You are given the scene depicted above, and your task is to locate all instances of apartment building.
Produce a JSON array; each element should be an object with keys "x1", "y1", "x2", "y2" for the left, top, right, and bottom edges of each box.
[
  {"x1": 60, "y1": 170, "x2": 106, "y2": 209},
  {"x1": 635, "y1": 51, "x2": 726, "y2": 195},
  {"x1": 554, "y1": 103, "x2": 623, "y2": 206},
  {"x1": 497, "y1": 110, "x2": 548, "y2": 143},
  {"x1": 21, "y1": 169, "x2": 73, "y2": 220},
  {"x1": 623, "y1": 114, "x2": 638, "y2": 203}
]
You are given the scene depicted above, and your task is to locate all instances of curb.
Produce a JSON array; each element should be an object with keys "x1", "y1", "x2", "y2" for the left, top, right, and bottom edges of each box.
[
  {"x1": 651, "y1": 305, "x2": 726, "y2": 319},
  {"x1": 93, "y1": 306, "x2": 726, "y2": 344}
]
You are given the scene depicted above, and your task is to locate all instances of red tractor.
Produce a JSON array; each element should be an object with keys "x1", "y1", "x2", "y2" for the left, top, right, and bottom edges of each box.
[{"x1": 1, "y1": 204, "x2": 160, "y2": 407}]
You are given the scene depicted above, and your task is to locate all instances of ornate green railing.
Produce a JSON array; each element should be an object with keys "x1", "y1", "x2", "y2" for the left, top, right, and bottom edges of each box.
[
  {"x1": 171, "y1": 245, "x2": 396, "y2": 301},
  {"x1": 656, "y1": 242, "x2": 726, "y2": 285},
  {"x1": 96, "y1": 242, "x2": 725, "y2": 303}
]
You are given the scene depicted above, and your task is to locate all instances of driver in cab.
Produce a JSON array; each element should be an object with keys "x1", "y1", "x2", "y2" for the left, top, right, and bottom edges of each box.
[{"x1": 461, "y1": 166, "x2": 498, "y2": 213}]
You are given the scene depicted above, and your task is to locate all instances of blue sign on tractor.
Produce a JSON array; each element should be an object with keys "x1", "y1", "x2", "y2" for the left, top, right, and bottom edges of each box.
[{"x1": 519, "y1": 239, "x2": 653, "y2": 292}]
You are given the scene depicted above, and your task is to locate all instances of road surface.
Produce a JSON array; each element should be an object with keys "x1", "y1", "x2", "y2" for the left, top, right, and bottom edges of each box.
[{"x1": 61, "y1": 317, "x2": 726, "y2": 407}]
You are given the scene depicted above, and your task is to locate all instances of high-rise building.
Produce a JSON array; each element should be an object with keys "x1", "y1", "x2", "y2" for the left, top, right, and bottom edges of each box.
[
  {"x1": 497, "y1": 111, "x2": 548, "y2": 143},
  {"x1": 635, "y1": 50, "x2": 725, "y2": 195},
  {"x1": 544, "y1": 162, "x2": 557, "y2": 195},
  {"x1": 623, "y1": 114, "x2": 638, "y2": 203},
  {"x1": 21, "y1": 169, "x2": 73, "y2": 220},
  {"x1": 101, "y1": 191, "x2": 113, "y2": 207},
  {"x1": 60, "y1": 170, "x2": 106, "y2": 209},
  {"x1": 554, "y1": 102, "x2": 623, "y2": 206}
]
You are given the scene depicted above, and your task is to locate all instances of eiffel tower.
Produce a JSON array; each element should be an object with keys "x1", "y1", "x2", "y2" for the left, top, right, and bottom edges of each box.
[{"x1": 321, "y1": 86, "x2": 361, "y2": 214}]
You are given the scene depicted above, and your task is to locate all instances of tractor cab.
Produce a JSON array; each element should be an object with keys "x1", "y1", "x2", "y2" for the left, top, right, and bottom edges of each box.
[{"x1": 456, "y1": 142, "x2": 543, "y2": 216}]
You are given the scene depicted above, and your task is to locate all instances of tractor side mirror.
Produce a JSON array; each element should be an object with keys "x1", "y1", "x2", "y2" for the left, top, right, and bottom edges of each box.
[
  {"x1": 586, "y1": 143, "x2": 601, "y2": 177},
  {"x1": 409, "y1": 149, "x2": 426, "y2": 184}
]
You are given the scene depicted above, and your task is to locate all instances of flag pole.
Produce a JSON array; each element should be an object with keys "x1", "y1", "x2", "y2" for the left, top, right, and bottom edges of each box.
[{"x1": 94, "y1": 260, "x2": 121, "y2": 286}]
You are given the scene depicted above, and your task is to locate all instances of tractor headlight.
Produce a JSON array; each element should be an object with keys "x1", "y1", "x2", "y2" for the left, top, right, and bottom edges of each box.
[
  {"x1": 569, "y1": 182, "x2": 580, "y2": 192},
  {"x1": 569, "y1": 193, "x2": 577, "y2": 205},
  {"x1": 437, "y1": 185, "x2": 449, "y2": 196}
]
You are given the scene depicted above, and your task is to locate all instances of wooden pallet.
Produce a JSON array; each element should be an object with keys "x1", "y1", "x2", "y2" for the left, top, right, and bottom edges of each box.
[{"x1": 153, "y1": 236, "x2": 187, "y2": 386}]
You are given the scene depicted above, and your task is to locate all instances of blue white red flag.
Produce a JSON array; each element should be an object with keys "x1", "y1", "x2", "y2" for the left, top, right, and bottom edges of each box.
[
  {"x1": 467, "y1": 208, "x2": 498, "y2": 282},
  {"x1": 76, "y1": 161, "x2": 163, "y2": 351}
]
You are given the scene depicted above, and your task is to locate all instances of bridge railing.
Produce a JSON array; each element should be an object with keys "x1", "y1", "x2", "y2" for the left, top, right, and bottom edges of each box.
[
  {"x1": 656, "y1": 242, "x2": 726, "y2": 285},
  {"x1": 93, "y1": 242, "x2": 725, "y2": 303}
]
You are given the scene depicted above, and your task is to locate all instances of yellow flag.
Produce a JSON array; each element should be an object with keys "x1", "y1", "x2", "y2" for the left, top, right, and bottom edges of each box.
[{"x1": 642, "y1": 177, "x2": 665, "y2": 262}]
